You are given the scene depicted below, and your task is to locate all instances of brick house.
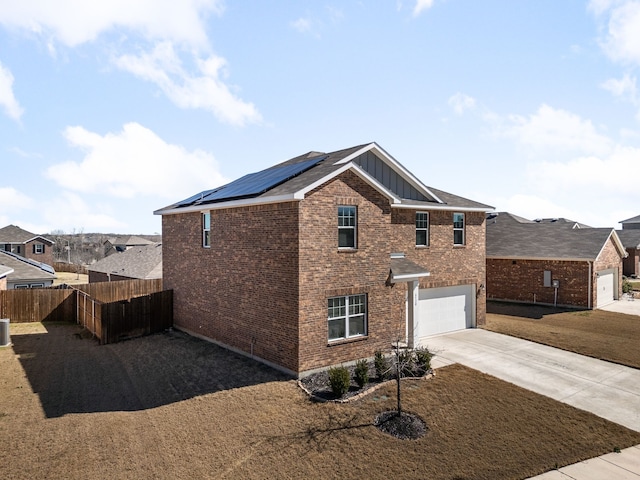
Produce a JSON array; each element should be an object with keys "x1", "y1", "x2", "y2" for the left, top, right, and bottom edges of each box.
[
  {"x1": 617, "y1": 215, "x2": 640, "y2": 278},
  {"x1": 487, "y1": 212, "x2": 626, "y2": 309},
  {"x1": 155, "y1": 143, "x2": 492, "y2": 376},
  {"x1": 0, "y1": 265, "x2": 13, "y2": 290},
  {"x1": 0, "y1": 225, "x2": 55, "y2": 267},
  {"x1": 88, "y1": 243, "x2": 162, "y2": 282},
  {"x1": 0, "y1": 250, "x2": 56, "y2": 289}
]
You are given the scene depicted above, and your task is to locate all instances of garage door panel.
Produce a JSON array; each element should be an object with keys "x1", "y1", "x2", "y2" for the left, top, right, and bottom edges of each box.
[
  {"x1": 596, "y1": 270, "x2": 615, "y2": 308},
  {"x1": 416, "y1": 285, "x2": 474, "y2": 338}
]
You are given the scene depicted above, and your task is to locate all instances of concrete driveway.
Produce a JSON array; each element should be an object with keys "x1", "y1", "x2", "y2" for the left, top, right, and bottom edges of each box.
[
  {"x1": 427, "y1": 329, "x2": 640, "y2": 432},
  {"x1": 599, "y1": 297, "x2": 640, "y2": 316}
]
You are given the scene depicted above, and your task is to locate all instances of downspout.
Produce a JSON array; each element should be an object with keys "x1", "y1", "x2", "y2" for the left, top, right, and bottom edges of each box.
[{"x1": 587, "y1": 261, "x2": 592, "y2": 309}]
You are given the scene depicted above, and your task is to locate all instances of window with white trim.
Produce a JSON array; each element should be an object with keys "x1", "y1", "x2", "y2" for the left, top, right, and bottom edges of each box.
[
  {"x1": 453, "y1": 212, "x2": 465, "y2": 245},
  {"x1": 416, "y1": 212, "x2": 429, "y2": 246},
  {"x1": 338, "y1": 206, "x2": 357, "y2": 249},
  {"x1": 202, "y1": 212, "x2": 211, "y2": 248},
  {"x1": 34, "y1": 244, "x2": 44, "y2": 254},
  {"x1": 328, "y1": 294, "x2": 367, "y2": 341}
]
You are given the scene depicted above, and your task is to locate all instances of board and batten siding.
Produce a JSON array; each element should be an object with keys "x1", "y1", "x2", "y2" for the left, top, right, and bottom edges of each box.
[{"x1": 354, "y1": 151, "x2": 429, "y2": 201}]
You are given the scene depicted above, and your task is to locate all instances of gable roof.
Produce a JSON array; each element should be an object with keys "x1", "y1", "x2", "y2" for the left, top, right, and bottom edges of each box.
[
  {"x1": 616, "y1": 230, "x2": 640, "y2": 249},
  {"x1": 486, "y1": 212, "x2": 589, "y2": 228},
  {"x1": 487, "y1": 221, "x2": 625, "y2": 261},
  {"x1": 620, "y1": 214, "x2": 640, "y2": 225},
  {"x1": 0, "y1": 265, "x2": 14, "y2": 279},
  {"x1": 104, "y1": 236, "x2": 154, "y2": 247},
  {"x1": 0, "y1": 225, "x2": 54, "y2": 245},
  {"x1": 155, "y1": 143, "x2": 493, "y2": 216},
  {"x1": 89, "y1": 243, "x2": 162, "y2": 280},
  {"x1": 0, "y1": 251, "x2": 56, "y2": 283}
]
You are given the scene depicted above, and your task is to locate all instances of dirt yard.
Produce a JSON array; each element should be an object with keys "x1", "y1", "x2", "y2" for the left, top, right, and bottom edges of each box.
[
  {"x1": 485, "y1": 302, "x2": 640, "y2": 369},
  {"x1": 1, "y1": 322, "x2": 639, "y2": 480}
]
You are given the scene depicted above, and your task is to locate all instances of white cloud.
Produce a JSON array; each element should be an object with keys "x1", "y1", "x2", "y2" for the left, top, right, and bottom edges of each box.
[
  {"x1": 0, "y1": 0, "x2": 222, "y2": 49},
  {"x1": 46, "y1": 122, "x2": 228, "y2": 200},
  {"x1": 601, "y1": 73, "x2": 638, "y2": 103},
  {"x1": 291, "y1": 17, "x2": 313, "y2": 34},
  {"x1": 0, "y1": 187, "x2": 33, "y2": 211},
  {"x1": 413, "y1": 0, "x2": 435, "y2": 17},
  {"x1": 0, "y1": 61, "x2": 23, "y2": 121},
  {"x1": 499, "y1": 104, "x2": 612, "y2": 155},
  {"x1": 591, "y1": 0, "x2": 640, "y2": 65},
  {"x1": 114, "y1": 42, "x2": 261, "y2": 126},
  {"x1": 448, "y1": 92, "x2": 476, "y2": 115},
  {"x1": 42, "y1": 191, "x2": 126, "y2": 232}
]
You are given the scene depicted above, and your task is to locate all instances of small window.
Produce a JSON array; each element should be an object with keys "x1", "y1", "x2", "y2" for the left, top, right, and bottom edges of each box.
[
  {"x1": 14, "y1": 284, "x2": 29, "y2": 289},
  {"x1": 34, "y1": 244, "x2": 44, "y2": 254},
  {"x1": 328, "y1": 294, "x2": 367, "y2": 341},
  {"x1": 416, "y1": 212, "x2": 429, "y2": 246},
  {"x1": 453, "y1": 213, "x2": 465, "y2": 245},
  {"x1": 338, "y1": 206, "x2": 357, "y2": 249},
  {"x1": 202, "y1": 212, "x2": 211, "y2": 248}
]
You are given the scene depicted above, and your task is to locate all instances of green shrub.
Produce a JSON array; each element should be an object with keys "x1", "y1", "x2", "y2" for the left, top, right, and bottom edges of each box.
[
  {"x1": 354, "y1": 359, "x2": 369, "y2": 388},
  {"x1": 328, "y1": 365, "x2": 351, "y2": 397},
  {"x1": 623, "y1": 278, "x2": 633, "y2": 294},
  {"x1": 374, "y1": 350, "x2": 389, "y2": 380},
  {"x1": 414, "y1": 347, "x2": 433, "y2": 376}
]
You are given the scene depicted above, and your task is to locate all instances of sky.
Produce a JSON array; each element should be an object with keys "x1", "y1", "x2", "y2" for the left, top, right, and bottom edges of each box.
[{"x1": 1, "y1": 0, "x2": 639, "y2": 235}]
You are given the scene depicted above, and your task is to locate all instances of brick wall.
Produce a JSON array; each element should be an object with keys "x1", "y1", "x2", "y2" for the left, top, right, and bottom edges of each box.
[
  {"x1": 0, "y1": 276, "x2": 6, "y2": 290},
  {"x1": 593, "y1": 235, "x2": 624, "y2": 305},
  {"x1": 24, "y1": 239, "x2": 54, "y2": 267},
  {"x1": 88, "y1": 271, "x2": 136, "y2": 283},
  {"x1": 163, "y1": 202, "x2": 301, "y2": 373},
  {"x1": 487, "y1": 258, "x2": 590, "y2": 307},
  {"x1": 298, "y1": 171, "x2": 486, "y2": 373}
]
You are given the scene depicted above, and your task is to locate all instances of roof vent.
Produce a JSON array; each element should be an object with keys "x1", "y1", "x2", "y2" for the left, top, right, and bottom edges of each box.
[{"x1": 534, "y1": 218, "x2": 542, "y2": 223}]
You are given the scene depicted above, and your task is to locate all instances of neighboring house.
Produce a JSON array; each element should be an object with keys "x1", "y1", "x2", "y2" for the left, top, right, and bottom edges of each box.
[
  {"x1": 0, "y1": 250, "x2": 56, "y2": 289},
  {"x1": 88, "y1": 243, "x2": 162, "y2": 282},
  {"x1": 0, "y1": 225, "x2": 55, "y2": 266},
  {"x1": 155, "y1": 142, "x2": 492, "y2": 376},
  {"x1": 103, "y1": 236, "x2": 154, "y2": 256},
  {"x1": 0, "y1": 265, "x2": 14, "y2": 290},
  {"x1": 620, "y1": 215, "x2": 640, "y2": 230},
  {"x1": 486, "y1": 212, "x2": 626, "y2": 309},
  {"x1": 616, "y1": 230, "x2": 640, "y2": 278}
]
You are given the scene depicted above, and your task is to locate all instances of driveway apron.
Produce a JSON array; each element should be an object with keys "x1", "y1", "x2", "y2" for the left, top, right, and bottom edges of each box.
[{"x1": 425, "y1": 329, "x2": 640, "y2": 432}]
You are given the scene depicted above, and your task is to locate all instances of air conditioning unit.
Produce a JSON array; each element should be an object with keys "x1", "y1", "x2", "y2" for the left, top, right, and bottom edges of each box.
[{"x1": 0, "y1": 319, "x2": 10, "y2": 347}]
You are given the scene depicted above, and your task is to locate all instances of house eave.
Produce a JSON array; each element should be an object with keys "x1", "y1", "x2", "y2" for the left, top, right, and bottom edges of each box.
[
  {"x1": 390, "y1": 271, "x2": 431, "y2": 283},
  {"x1": 487, "y1": 255, "x2": 595, "y2": 262},
  {"x1": 154, "y1": 194, "x2": 299, "y2": 216},
  {"x1": 392, "y1": 203, "x2": 494, "y2": 213}
]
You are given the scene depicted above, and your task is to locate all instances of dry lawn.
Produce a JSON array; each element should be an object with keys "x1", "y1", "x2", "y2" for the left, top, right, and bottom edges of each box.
[
  {"x1": 485, "y1": 302, "x2": 640, "y2": 369},
  {"x1": 52, "y1": 271, "x2": 89, "y2": 286},
  {"x1": 1, "y1": 323, "x2": 639, "y2": 480}
]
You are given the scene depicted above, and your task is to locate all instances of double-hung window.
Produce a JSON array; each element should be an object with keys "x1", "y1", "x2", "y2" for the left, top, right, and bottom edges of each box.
[
  {"x1": 453, "y1": 212, "x2": 465, "y2": 246},
  {"x1": 202, "y1": 212, "x2": 211, "y2": 248},
  {"x1": 34, "y1": 244, "x2": 44, "y2": 254},
  {"x1": 338, "y1": 206, "x2": 357, "y2": 249},
  {"x1": 416, "y1": 212, "x2": 429, "y2": 246},
  {"x1": 328, "y1": 294, "x2": 367, "y2": 341}
]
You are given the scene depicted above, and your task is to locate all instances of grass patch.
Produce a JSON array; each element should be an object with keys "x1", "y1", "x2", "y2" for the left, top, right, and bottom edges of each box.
[
  {"x1": 485, "y1": 302, "x2": 640, "y2": 368},
  {"x1": 1, "y1": 323, "x2": 639, "y2": 479}
]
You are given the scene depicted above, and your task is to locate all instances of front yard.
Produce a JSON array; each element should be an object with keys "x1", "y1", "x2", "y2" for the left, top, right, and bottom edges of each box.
[
  {"x1": 485, "y1": 302, "x2": 640, "y2": 369},
  {"x1": 1, "y1": 322, "x2": 640, "y2": 479}
]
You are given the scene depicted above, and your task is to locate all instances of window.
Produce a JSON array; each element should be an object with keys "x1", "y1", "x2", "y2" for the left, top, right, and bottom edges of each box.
[
  {"x1": 416, "y1": 212, "x2": 429, "y2": 246},
  {"x1": 34, "y1": 244, "x2": 44, "y2": 254},
  {"x1": 202, "y1": 212, "x2": 211, "y2": 248},
  {"x1": 453, "y1": 212, "x2": 465, "y2": 245},
  {"x1": 328, "y1": 294, "x2": 367, "y2": 341},
  {"x1": 338, "y1": 206, "x2": 357, "y2": 249}
]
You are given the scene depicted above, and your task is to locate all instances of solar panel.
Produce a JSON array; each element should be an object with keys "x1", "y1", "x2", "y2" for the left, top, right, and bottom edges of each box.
[{"x1": 170, "y1": 154, "x2": 326, "y2": 208}]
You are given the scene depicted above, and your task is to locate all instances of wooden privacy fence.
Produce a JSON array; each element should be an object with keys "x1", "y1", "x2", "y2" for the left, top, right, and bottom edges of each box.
[
  {"x1": 0, "y1": 289, "x2": 76, "y2": 323},
  {"x1": 0, "y1": 279, "x2": 172, "y2": 345}
]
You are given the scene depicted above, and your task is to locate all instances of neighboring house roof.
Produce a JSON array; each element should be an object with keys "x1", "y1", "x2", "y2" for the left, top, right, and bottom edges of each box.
[
  {"x1": 155, "y1": 142, "x2": 493, "y2": 216},
  {"x1": 0, "y1": 250, "x2": 56, "y2": 283},
  {"x1": 620, "y1": 214, "x2": 640, "y2": 225},
  {"x1": 0, "y1": 265, "x2": 14, "y2": 279},
  {"x1": 89, "y1": 243, "x2": 162, "y2": 279},
  {"x1": 616, "y1": 230, "x2": 640, "y2": 249},
  {"x1": 487, "y1": 221, "x2": 626, "y2": 261},
  {"x1": 104, "y1": 236, "x2": 154, "y2": 247},
  {"x1": 0, "y1": 224, "x2": 54, "y2": 245},
  {"x1": 486, "y1": 212, "x2": 589, "y2": 228}
]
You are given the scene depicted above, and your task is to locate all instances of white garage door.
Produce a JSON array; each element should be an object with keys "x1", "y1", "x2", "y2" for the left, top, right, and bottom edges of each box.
[
  {"x1": 416, "y1": 285, "x2": 475, "y2": 339},
  {"x1": 596, "y1": 269, "x2": 615, "y2": 307}
]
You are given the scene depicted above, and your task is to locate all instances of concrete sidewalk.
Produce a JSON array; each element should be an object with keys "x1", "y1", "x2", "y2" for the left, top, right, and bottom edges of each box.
[{"x1": 427, "y1": 329, "x2": 640, "y2": 479}]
